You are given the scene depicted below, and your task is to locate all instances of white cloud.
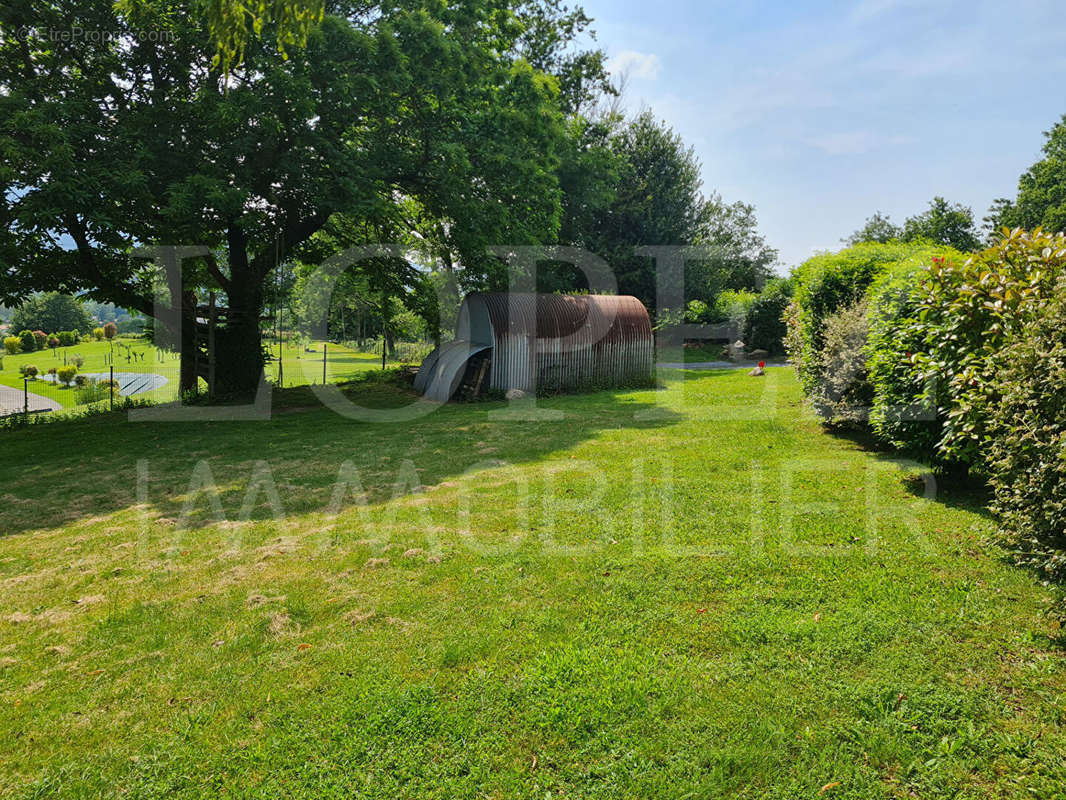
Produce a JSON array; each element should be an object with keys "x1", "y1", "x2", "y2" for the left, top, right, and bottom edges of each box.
[
  {"x1": 805, "y1": 131, "x2": 915, "y2": 155},
  {"x1": 607, "y1": 50, "x2": 662, "y2": 80}
]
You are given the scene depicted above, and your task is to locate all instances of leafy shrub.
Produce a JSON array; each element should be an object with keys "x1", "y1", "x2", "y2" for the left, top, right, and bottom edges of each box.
[
  {"x1": 807, "y1": 302, "x2": 872, "y2": 427},
  {"x1": 715, "y1": 289, "x2": 758, "y2": 335},
  {"x1": 984, "y1": 288, "x2": 1066, "y2": 583},
  {"x1": 743, "y1": 278, "x2": 792, "y2": 354},
  {"x1": 47, "y1": 367, "x2": 56, "y2": 375},
  {"x1": 32, "y1": 331, "x2": 47, "y2": 349},
  {"x1": 18, "y1": 330, "x2": 35, "y2": 352},
  {"x1": 786, "y1": 241, "x2": 962, "y2": 398},
  {"x1": 684, "y1": 299, "x2": 710, "y2": 324},
  {"x1": 57, "y1": 331, "x2": 76, "y2": 347},
  {"x1": 71, "y1": 355, "x2": 84, "y2": 369},
  {"x1": 75, "y1": 379, "x2": 110, "y2": 404},
  {"x1": 19, "y1": 364, "x2": 39, "y2": 379},
  {"x1": 103, "y1": 322, "x2": 118, "y2": 340},
  {"x1": 866, "y1": 260, "x2": 948, "y2": 460},
  {"x1": 912, "y1": 230, "x2": 1066, "y2": 468},
  {"x1": 56, "y1": 365, "x2": 78, "y2": 386},
  {"x1": 74, "y1": 374, "x2": 89, "y2": 387},
  {"x1": 47, "y1": 335, "x2": 60, "y2": 348},
  {"x1": 93, "y1": 327, "x2": 105, "y2": 341},
  {"x1": 3, "y1": 336, "x2": 20, "y2": 355}
]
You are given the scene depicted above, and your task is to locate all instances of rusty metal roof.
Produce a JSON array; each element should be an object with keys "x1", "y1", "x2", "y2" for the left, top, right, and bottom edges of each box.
[{"x1": 463, "y1": 293, "x2": 651, "y2": 345}]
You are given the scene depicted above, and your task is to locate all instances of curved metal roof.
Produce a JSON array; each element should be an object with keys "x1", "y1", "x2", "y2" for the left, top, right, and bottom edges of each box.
[{"x1": 460, "y1": 293, "x2": 651, "y2": 349}]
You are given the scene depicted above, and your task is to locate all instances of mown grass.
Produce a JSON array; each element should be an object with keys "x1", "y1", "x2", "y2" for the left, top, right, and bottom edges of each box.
[
  {"x1": 0, "y1": 339, "x2": 391, "y2": 410},
  {"x1": 0, "y1": 339, "x2": 181, "y2": 407},
  {"x1": 0, "y1": 368, "x2": 1064, "y2": 798}
]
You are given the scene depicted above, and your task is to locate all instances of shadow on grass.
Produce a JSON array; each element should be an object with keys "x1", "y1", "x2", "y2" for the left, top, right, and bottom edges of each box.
[
  {"x1": 0, "y1": 374, "x2": 682, "y2": 536},
  {"x1": 818, "y1": 421, "x2": 993, "y2": 519}
]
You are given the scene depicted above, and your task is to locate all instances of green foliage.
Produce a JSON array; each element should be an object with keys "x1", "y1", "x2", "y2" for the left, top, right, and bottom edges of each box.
[
  {"x1": 103, "y1": 322, "x2": 118, "y2": 340},
  {"x1": 845, "y1": 211, "x2": 901, "y2": 245},
  {"x1": 786, "y1": 241, "x2": 955, "y2": 395},
  {"x1": 74, "y1": 378, "x2": 110, "y2": 404},
  {"x1": 866, "y1": 261, "x2": 947, "y2": 458},
  {"x1": 985, "y1": 289, "x2": 1066, "y2": 582},
  {"x1": 19, "y1": 364, "x2": 38, "y2": 379},
  {"x1": 714, "y1": 289, "x2": 758, "y2": 331},
  {"x1": 17, "y1": 329, "x2": 35, "y2": 353},
  {"x1": 901, "y1": 197, "x2": 981, "y2": 252},
  {"x1": 551, "y1": 111, "x2": 776, "y2": 315},
  {"x1": 846, "y1": 199, "x2": 980, "y2": 252},
  {"x1": 808, "y1": 302, "x2": 872, "y2": 427},
  {"x1": 991, "y1": 114, "x2": 1066, "y2": 235},
  {"x1": 56, "y1": 331, "x2": 76, "y2": 347},
  {"x1": 3, "y1": 336, "x2": 20, "y2": 355},
  {"x1": 93, "y1": 327, "x2": 105, "y2": 341},
  {"x1": 2, "y1": 0, "x2": 595, "y2": 397},
  {"x1": 47, "y1": 335, "x2": 59, "y2": 349},
  {"x1": 743, "y1": 278, "x2": 793, "y2": 354},
  {"x1": 909, "y1": 229, "x2": 1066, "y2": 467},
  {"x1": 56, "y1": 365, "x2": 77, "y2": 387},
  {"x1": 9, "y1": 294, "x2": 93, "y2": 338},
  {"x1": 71, "y1": 355, "x2": 85, "y2": 369}
]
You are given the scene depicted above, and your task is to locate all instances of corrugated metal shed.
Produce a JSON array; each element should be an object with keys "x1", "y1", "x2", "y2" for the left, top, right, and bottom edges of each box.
[{"x1": 417, "y1": 293, "x2": 653, "y2": 401}]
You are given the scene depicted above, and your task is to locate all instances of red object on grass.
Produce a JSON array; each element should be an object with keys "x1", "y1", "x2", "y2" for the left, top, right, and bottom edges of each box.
[{"x1": 758, "y1": 361, "x2": 765, "y2": 368}]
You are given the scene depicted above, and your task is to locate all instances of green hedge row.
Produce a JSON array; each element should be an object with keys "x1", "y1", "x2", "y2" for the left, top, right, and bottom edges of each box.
[{"x1": 786, "y1": 230, "x2": 1066, "y2": 584}]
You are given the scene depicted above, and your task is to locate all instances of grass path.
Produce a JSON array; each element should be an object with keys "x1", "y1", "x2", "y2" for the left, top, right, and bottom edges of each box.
[{"x1": 0, "y1": 369, "x2": 1063, "y2": 798}]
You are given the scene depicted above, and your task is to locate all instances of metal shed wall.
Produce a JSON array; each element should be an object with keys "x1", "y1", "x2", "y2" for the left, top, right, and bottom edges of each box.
[{"x1": 456, "y1": 293, "x2": 653, "y2": 394}]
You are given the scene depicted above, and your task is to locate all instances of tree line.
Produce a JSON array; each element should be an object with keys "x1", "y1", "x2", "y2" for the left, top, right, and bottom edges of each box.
[
  {"x1": 1, "y1": 0, "x2": 776, "y2": 399},
  {"x1": 845, "y1": 114, "x2": 1066, "y2": 253}
]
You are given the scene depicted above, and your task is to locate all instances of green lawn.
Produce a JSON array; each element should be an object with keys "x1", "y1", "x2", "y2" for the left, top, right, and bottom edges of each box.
[
  {"x1": 0, "y1": 339, "x2": 393, "y2": 410},
  {"x1": 0, "y1": 339, "x2": 181, "y2": 407},
  {"x1": 1, "y1": 368, "x2": 1064, "y2": 798}
]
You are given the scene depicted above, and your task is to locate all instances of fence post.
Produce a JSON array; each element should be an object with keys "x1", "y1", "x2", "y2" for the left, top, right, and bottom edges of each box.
[
  {"x1": 23, "y1": 377, "x2": 28, "y2": 418},
  {"x1": 323, "y1": 343, "x2": 327, "y2": 385},
  {"x1": 110, "y1": 366, "x2": 114, "y2": 411}
]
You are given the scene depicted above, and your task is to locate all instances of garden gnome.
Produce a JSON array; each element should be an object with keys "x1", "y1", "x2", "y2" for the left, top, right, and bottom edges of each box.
[{"x1": 749, "y1": 360, "x2": 765, "y2": 377}]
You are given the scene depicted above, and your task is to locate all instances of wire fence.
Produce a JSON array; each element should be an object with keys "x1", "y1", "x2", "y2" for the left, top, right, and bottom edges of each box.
[
  {"x1": 0, "y1": 340, "x2": 436, "y2": 420},
  {"x1": 266, "y1": 340, "x2": 435, "y2": 389},
  {"x1": 0, "y1": 366, "x2": 180, "y2": 421}
]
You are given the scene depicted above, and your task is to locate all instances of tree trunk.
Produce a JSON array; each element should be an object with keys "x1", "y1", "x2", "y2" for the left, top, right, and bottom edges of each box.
[
  {"x1": 213, "y1": 279, "x2": 264, "y2": 399},
  {"x1": 178, "y1": 290, "x2": 199, "y2": 396}
]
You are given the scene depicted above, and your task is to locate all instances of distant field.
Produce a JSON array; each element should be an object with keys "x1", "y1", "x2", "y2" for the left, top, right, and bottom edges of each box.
[
  {"x1": 1, "y1": 368, "x2": 1064, "y2": 798},
  {"x1": 0, "y1": 339, "x2": 180, "y2": 408},
  {"x1": 0, "y1": 339, "x2": 400, "y2": 412}
]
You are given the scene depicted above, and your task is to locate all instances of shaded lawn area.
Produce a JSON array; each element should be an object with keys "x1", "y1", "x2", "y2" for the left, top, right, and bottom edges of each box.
[{"x1": 0, "y1": 369, "x2": 1064, "y2": 798}]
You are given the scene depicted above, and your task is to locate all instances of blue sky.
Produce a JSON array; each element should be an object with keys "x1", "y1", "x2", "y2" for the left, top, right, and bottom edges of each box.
[{"x1": 579, "y1": 0, "x2": 1066, "y2": 270}]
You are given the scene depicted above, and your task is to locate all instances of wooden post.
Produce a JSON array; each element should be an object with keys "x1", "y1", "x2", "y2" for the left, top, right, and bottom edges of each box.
[{"x1": 322, "y1": 343, "x2": 327, "y2": 385}]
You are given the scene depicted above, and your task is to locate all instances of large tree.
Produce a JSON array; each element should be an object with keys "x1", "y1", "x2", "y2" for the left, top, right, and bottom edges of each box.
[
  {"x1": 844, "y1": 212, "x2": 901, "y2": 245},
  {"x1": 1, "y1": 0, "x2": 588, "y2": 397},
  {"x1": 900, "y1": 196, "x2": 980, "y2": 252},
  {"x1": 546, "y1": 110, "x2": 777, "y2": 314},
  {"x1": 9, "y1": 292, "x2": 93, "y2": 334},
  {"x1": 847, "y1": 198, "x2": 980, "y2": 252},
  {"x1": 985, "y1": 114, "x2": 1066, "y2": 238}
]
